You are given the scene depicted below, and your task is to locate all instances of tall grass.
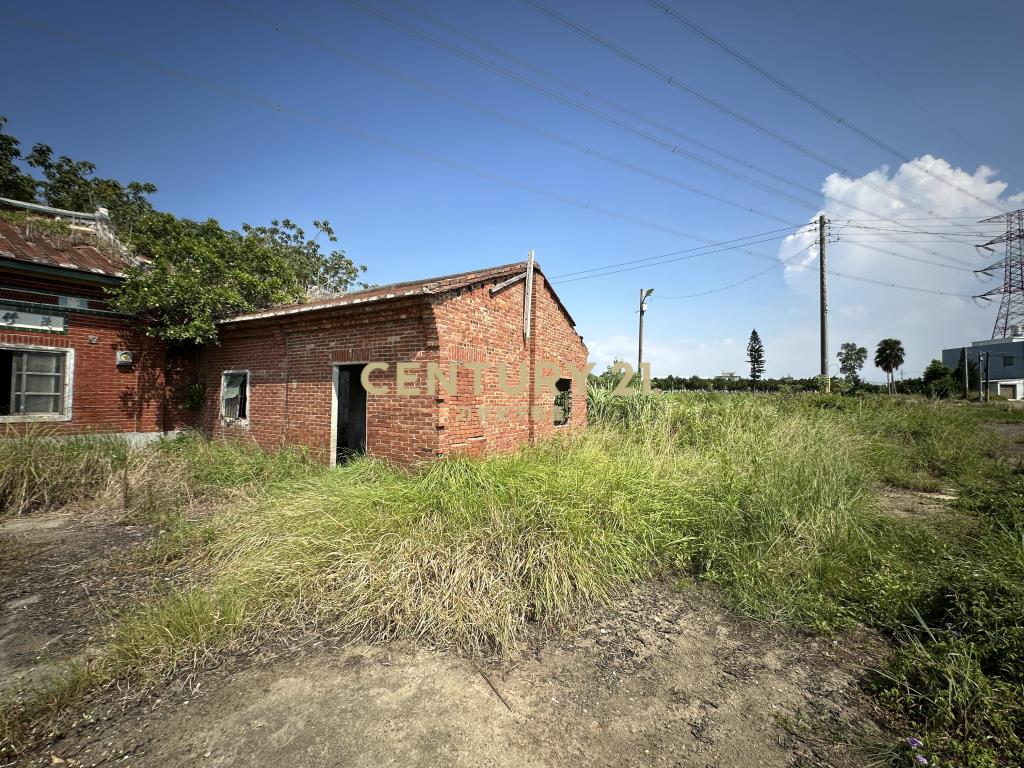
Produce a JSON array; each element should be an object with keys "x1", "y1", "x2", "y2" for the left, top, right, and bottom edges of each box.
[
  {"x1": 0, "y1": 427, "x2": 130, "y2": 519},
  {"x1": 3, "y1": 393, "x2": 1020, "y2": 764},
  {"x1": 0, "y1": 428, "x2": 319, "y2": 523},
  {"x1": 108, "y1": 391, "x2": 925, "y2": 676}
]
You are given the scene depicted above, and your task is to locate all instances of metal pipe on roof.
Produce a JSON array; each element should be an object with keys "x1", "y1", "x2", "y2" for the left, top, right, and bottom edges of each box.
[{"x1": 0, "y1": 197, "x2": 98, "y2": 221}]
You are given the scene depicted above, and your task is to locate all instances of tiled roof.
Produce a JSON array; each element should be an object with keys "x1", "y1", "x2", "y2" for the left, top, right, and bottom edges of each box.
[
  {"x1": 0, "y1": 218, "x2": 137, "y2": 279},
  {"x1": 220, "y1": 261, "x2": 535, "y2": 324}
]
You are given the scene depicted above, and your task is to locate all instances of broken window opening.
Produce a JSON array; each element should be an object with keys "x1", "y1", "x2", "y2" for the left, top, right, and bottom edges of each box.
[
  {"x1": 553, "y1": 377, "x2": 571, "y2": 426},
  {"x1": 221, "y1": 371, "x2": 248, "y2": 422}
]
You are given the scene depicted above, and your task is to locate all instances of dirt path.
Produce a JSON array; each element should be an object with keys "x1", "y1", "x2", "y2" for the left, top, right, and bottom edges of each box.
[{"x1": 23, "y1": 583, "x2": 884, "y2": 768}]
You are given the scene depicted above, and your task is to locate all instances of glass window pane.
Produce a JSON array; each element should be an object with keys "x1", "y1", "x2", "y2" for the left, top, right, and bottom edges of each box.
[
  {"x1": 223, "y1": 373, "x2": 246, "y2": 399},
  {"x1": 26, "y1": 353, "x2": 61, "y2": 373},
  {"x1": 24, "y1": 373, "x2": 62, "y2": 394},
  {"x1": 23, "y1": 394, "x2": 59, "y2": 414}
]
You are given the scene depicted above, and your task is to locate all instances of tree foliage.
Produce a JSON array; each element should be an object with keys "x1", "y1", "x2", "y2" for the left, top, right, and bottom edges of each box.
[
  {"x1": 0, "y1": 116, "x2": 39, "y2": 201},
  {"x1": 837, "y1": 342, "x2": 868, "y2": 382},
  {"x1": 921, "y1": 359, "x2": 960, "y2": 398},
  {"x1": 874, "y1": 338, "x2": 906, "y2": 395},
  {"x1": 746, "y1": 329, "x2": 765, "y2": 382},
  {"x1": 0, "y1": 116, "x2": 366, "y2": 343}
]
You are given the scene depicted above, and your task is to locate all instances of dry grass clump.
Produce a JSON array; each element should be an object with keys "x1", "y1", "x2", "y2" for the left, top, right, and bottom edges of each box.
[{"x1": 0, "y1": 427, "x2": 131, "y2": 519}]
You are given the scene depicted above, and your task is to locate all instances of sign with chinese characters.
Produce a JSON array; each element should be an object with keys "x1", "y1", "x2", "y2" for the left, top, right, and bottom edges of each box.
[{"x1": 0, "y1": 304, "x2": 67, "y2": 332}]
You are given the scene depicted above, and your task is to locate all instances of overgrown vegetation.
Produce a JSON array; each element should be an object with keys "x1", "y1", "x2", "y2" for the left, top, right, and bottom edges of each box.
[{"x1": 2, "y1": 393, "x2": 1023, "y2": 766}]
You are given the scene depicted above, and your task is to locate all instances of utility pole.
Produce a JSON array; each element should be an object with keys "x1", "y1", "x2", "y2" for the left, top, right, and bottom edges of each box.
[
  {"x1": 978, "y1": 354, "x2": 987, "y2": 405},
  {"x1": 638, "y1": 288, "x2": 654, "y2": 375},
  {"x1": 962, "y1": 346, "x2": 969, "y2": 399},
  {"x1": 818, "y1": 215, "x2": 829, "y2": 393},
  {"x1": 978, "y1": 351, "x2": 986, "y2": 401}
]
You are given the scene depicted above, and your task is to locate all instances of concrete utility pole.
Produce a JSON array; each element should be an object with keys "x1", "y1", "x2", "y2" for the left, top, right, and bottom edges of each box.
[
  {"x1": 978, "y1": 354, "x2": 987, "y2": 405},
  {"x1": 962, "y1": 347, "x2": 969, "y2": 399},
  {"x1": 638, "y1": 288, "x2": 654, "y2": 375},
  {"x1": 818, "y1": 214, "x2": 829, "y2": 393},
  {"x1": 978, "y1": 351, "x2": 986, "y2": 401}
]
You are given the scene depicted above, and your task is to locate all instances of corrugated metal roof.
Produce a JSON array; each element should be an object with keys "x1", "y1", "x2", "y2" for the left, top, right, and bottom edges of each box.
[
  {"x1": 220, "y1": 261, "x2": 544, "y2": 324},
  {"x1": 0, "y1": 218, "x2": 136, "y2": 279},
  {"x1": 221, "y1": 258, "x2": 581, "y2": 337}
]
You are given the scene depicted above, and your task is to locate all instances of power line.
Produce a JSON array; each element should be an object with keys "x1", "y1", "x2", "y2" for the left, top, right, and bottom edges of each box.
[
  {"x1": 335, "y1": 0, "x2": 822, "y2": 212},
  {"x1": 338, "y1": 0, "x2": 998, "y2": 262},
  {"x1": 211, "y1": 0, "x2": 799, "y2": 226},
  {"x1": 549, "y1": 225, "x2": 811, "y2": 279},
  {"x1": 837, "y1": 242, "x2": 980, "y2": 272},
  {"x1": 554, "y1": 227, "x2": 978, "y2": 298},
  {"x1": 650, "y1": 244, "x2": 815, "y2": 299},
  {"x1": 7, "y1": 12, "x2": 780, "y2": 248},
  {"x1": 11, "y1": 9, "x2": 989, "y2": 301},
  {"x1": 516, "y1": 0, "x2": 958, "y2": 217},
  {"x1": 641, "y1": 0, "x2": 1004, "y2": 213},
  {"x1": 775, "y1": 0, "x2": 991, "y2": 159}
]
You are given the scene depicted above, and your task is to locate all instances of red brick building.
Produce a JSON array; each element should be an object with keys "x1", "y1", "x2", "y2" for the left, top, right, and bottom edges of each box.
[
  {"x1": 200, "y1": 258, "x2": 589, "y2": 465},
  {"x1": 0, "y1": 199, "x2": 174, "y2": 442},
  {"x1": 2, "y1": 199, "x2": 588, "y2": 465}
]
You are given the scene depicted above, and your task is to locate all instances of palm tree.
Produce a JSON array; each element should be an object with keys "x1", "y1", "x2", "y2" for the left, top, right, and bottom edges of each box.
[{"x1": 874, "y1": 339, "x2": 906, "y2": 394}]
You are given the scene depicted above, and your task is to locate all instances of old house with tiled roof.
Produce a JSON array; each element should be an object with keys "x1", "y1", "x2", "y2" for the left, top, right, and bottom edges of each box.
[
  {"x1": 1, "y1": 197, "x2": 588, "y2": 464},
  {"x1": 0, "y1": 198, "x2": 174, "y2": 439}
]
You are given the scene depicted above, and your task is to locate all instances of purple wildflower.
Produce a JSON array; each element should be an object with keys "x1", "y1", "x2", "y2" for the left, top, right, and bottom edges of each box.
[
  {"x1": 915, "y1": 756, "x2": 928, "y2": 766},
  {"x1": 907, "y1": 737, "x2": 923, "y2": 748}
]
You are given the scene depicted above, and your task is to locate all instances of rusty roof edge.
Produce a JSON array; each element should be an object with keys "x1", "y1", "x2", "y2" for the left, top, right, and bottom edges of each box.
[{"x1": 217, "y1": 261, "x2": 531, "y2": 325}]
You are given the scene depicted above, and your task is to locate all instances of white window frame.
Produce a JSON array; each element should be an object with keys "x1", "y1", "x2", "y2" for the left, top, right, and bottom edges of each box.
[
  {"x1": 220, "y1": 369, "x2": 250, "y2": 426},
  {"x1": 0, "y1": 343, "x2": 74, "y2": 423}
]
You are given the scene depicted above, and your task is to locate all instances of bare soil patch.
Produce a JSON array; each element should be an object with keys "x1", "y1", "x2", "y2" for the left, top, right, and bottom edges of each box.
[
  {"x1": 17, "y1": 582, "x2": 889, "y2": 768},
  {"x1": 0, "y1": 510, "x2": 159, "y2": 695},
  {"x1": 989, "y1": 421, "x2": 1024, "y2": 461}
]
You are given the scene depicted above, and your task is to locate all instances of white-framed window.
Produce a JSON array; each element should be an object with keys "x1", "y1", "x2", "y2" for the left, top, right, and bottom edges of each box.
[
  {"x1": 220, "y1": 370, "x2": 249, "y2": 423},
  {"x1": 0, "y1": 345, "x2": 74, "y2": 422}
]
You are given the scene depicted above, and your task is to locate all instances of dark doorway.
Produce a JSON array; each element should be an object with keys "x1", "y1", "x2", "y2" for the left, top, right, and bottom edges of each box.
[
  {"x1": 334, "y1": 364, "x2": 367, "y2": 463},
  {"x1": 0, "y1": 350, "x2": 12, "y2": 416}
]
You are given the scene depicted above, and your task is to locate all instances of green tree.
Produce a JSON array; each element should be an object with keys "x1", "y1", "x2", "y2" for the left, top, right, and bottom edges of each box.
[
  {"x1": 0, "y1": 119, "x2": 366, "y2": 343},
  {"x1": 590, "y1": 360, "x2": 637, "y2": 390},
  {"x1": 111, "y1": 214, "x2": 364, "y2": 343},
  {"x1": 837, "y1": 342, "x2": 868, "y2": 382},
  {"x1": 746, "y1": 329, "x2": 765, "y2": 382},
  {"x1": 874, "y1": 338, "x2": 906, "y2": 395},
  {"x1": 922, "y1": 359, "x2": 958, "y2": 399},
  {"x1": 953, "y1": 352, "x2": 980, "y2": 395},
  {"x1": 0, "y1": 116, "x2": 39, "y2": 201}
]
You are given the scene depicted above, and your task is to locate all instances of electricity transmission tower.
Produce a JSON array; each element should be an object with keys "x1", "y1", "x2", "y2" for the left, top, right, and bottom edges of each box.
[{"x1": 975, "y1": 209, "x2": 1024, "y2": 339}]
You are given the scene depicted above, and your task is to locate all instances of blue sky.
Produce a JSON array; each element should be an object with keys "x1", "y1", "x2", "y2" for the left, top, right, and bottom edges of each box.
[{"x1": 4, "y1": 0, "x2": 1023, "y2": 381}]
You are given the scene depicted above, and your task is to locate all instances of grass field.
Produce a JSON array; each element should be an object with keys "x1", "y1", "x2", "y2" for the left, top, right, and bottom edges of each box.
[{"x1": 2, "y1": 392, "x2": 1022, "y2": 766}]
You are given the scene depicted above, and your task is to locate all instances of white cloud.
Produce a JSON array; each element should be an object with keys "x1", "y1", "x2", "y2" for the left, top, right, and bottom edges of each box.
[
  {"x1": 774, "y1": 156, "x2": 1023, "y2": 379},
  {"x1": 585, "y1": 156, "x2": 1022, "y2": 382}
]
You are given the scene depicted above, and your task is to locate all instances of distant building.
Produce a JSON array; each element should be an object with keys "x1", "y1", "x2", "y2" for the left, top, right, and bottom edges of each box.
[
  {"x1": 715, "y1": 371, "x2": 740, "y2": 382},
  {"x1": 942, "y1": 328, "x2": 1024, "y2": 400}
]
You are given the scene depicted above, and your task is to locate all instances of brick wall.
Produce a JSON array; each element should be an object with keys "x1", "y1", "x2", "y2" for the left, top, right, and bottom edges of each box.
[
  {"x1": 195, "y1": 267, "x2": 588, "y2": 466},
  {"x1": 431, "y1": 271, "x2": 588, "y2": 458},
  {"x1": 197, "y1": 296, "x2": 440, "y2": 465},
  {"x1": 0, "y1": 310, "x2": 168, "y2": 435}
]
